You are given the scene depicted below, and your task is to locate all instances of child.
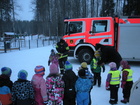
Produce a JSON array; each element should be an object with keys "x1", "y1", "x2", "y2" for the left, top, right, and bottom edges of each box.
[
  {"x1": 79, "y1": 62, "x2": 93, "y2": 80},
  {"x1": 120, "y1": 60, "x2": 133, "y2": 103},
  {"x1": 79, "y1": 62, "x2": 94, "y2": 105},
  {"x1": 0, "y1": 67, "x2": 13, "y2": 90},
  {"x1": 0, "y1": 67, "x2": 13, "y2": 105},
  {"x1": 46, "y1": 63, "x2": 65, "y2": 105},
  {"x1": 106, "y1": 62, "x2": 121, "y2": 104},
  {"x1": 12, "y1": 70, "x2": 34, "y2": 105},
  {"x1": 90, "y1": 51, "x2": 105, "y2": 87},
  {"x1": 48, "y1": 49, "x2": 59, "y2": 68},
  {"x1": 62, "y1": 61, "x2": 78, "y2": 105},
  {"x1": 75, "y1": 69, "x2": 93, "y2": 105},
  {"x1": 31, "y1": 65, "x2": 48, "y2": 105}
]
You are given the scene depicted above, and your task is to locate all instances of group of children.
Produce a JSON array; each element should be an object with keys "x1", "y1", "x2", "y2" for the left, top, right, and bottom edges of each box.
[
  {"x1": 0, "y1": 49, "x2": 134, "y2": 105},
  {"x1": 106, "y1": 60, "x2": 133, "y2": 104},
  {"x1": 0, "y1": 48, "x2": 93, "y2": 105},
  {"x1": 90, "y1": 49, "x2": 134, "y2": 105},
  {"x1": 0, "y1": 63, "x2": 93, "y2": 105}
]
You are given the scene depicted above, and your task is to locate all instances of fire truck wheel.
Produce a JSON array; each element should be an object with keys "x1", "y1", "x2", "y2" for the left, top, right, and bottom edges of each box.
[{"x1": 78, "y1": 49, "x2": 93, "y2": 64}]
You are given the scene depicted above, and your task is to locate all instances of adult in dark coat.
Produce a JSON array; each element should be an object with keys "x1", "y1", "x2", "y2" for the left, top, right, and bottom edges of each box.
[
  {"x1": 56, "y1": 39, "x2": 69, "y2": 74},
  {"x1": 95, "y1": 43, "x2": 122, "y2": 69},
  {"x1": 62, "y1": 61, "x2": 78, "y2": 105}
]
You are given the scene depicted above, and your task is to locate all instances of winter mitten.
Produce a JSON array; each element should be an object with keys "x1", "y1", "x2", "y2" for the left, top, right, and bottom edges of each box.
[
  {"x1": 121, "y1": 81, "x2": 126, "y2": 88},
  {"x1": 59, "y1": 55, "x2": 63, "y2": 59},
  {"x1": 106, "y1": 82, "x2": 110, "y2": 90}
]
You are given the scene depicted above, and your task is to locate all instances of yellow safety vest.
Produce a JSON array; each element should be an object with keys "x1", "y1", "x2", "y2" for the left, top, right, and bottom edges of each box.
[
  {"x1": 93, "y1": 59, "x2": 97, "y2": 69},
  {"x1": 123, "y1": 69, "x2": 133, "y2": 81},
  {"x1": 109, "y1": 70, "x2": 120, "y2": 85}
]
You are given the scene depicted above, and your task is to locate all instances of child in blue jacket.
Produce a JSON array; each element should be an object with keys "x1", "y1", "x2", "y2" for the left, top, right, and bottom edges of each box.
[{"x1": 75, "y1": 69, "x2": 93, "y2": 105}]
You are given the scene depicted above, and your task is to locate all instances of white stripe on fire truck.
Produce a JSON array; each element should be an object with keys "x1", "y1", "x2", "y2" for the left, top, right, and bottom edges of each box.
[
  {"x1": 64, "y1": 36, "x2": 85, "y2": 39},
  {"x1": 89, "y1": 35, "x2": 112, "y2": 39}
]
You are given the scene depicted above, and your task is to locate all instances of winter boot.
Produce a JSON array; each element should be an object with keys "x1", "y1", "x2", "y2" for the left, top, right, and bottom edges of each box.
[
  {"x1": 109, "y1": 100, "x2": 117, "y2": 104},
  {"x1": 98, "y1": 84, "x2": 101, "y2": 87},
  {"x1": 121, "y1": 99, "x2": 128, "y2": 103},
  {"x1": 98, "y1": 79, "x2": 101, "y2": 87}
]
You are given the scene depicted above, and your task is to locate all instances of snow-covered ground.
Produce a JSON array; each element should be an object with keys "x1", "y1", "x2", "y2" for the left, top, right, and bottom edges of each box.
[{"x1": 0, "y1": 36, "x2": 139, "y2": 105}]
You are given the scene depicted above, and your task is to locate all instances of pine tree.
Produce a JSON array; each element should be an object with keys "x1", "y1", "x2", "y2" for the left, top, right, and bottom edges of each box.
[
  {"x1": 100, "y1": 0, "x2": 115, "y2": 16},
  {"x1": 123, "y1": 0, "x2": 140, "y2": 16}
]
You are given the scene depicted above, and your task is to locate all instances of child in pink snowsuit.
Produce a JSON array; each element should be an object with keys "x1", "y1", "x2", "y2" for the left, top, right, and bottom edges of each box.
[
  {"x1": 48, "y1": 49, "x2": 59, "y2": 68},
  {"x1": 31, "y1": 65, "x2": 48, "y2": 105},
  {"x1": 46, "y1": 63, "x2": 65, "y2": 105}
]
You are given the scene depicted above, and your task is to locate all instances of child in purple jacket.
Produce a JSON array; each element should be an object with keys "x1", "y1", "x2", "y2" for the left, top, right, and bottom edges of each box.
[
  {"x1": 48, "y1": 49, "x2": 59, "y2": 68},
  {"x1": 31, "y1": 65, "x2": 48, "y2": 105},
  {"x1": 106, "y1": 62, "x2": 121, "y2": 104}
]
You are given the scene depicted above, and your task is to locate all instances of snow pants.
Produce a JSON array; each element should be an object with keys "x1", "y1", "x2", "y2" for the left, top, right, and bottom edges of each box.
[
  {"x1": 123, "y1": 81, "x2": 133, "y2": 101},
  {"x1": 110, "y1": 84, "x2": 119, "y2": 103},
  {"x1": 93, "y1": 72, "x2": 101, "y2": 86},
  {"x1": 76, "y1": 92, "x2": 90, "y2": 105},
  {"x1": 63, "y1": 90, "x2": 76, "y2": 105}
]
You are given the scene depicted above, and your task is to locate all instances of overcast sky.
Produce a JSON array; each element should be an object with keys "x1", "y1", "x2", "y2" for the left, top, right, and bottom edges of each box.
[{"x1": 15, "y1": 0, "x2": 34, "y2": 21}]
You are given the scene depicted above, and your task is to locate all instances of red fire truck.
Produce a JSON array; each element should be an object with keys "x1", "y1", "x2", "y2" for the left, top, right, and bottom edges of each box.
[{"x1": 63, "y1": 16, "x2": 140, "y2": 64}]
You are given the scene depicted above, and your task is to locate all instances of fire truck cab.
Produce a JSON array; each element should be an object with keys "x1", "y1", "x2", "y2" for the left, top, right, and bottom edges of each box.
[{"x1": 63, "y1": 16, "x2": 140, "y2": 64}]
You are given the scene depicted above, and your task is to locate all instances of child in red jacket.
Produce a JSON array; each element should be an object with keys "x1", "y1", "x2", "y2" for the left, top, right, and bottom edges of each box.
[{"x1": 120, "y1": 60, "x2": 133, "y2": 103}]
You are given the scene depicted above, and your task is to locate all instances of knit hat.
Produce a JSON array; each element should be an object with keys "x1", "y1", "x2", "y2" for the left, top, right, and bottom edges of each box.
[
  {"x1": 94, "y1": 51, "x2": 100, "y2": 57},
  {"x1": 65, "y1": 61, "x2": 72, "y2": 70},
  {"x1": 109, "y1": 62, "x2": 116, "y2": 68},
  {"x1": 78, "y1": 69, "x2": 86, "y2": 77},
  {"x1": 81, "y1": 62, "x2": 87, "y2": 68},
  {"x1": 34, "y1": 65, "x2": 45, "y2": 75},
  {"x1": 50, "y1": 64, "x2": 59, "y2": 74},
  {"x1": 1, "y1": 67, "x2": 12, "y2": 77},
  {"x1": 120, "y1": 60, "x2": 130, "y2": 69},
  {"x1": 18, "y1": 70, "x2": 28, "y2": 80},
  {"x1": 51, "y1": 49, "x2": 55, "y2": 56},
  {"x1": 95, "y1": 43, "x2": 103, "y2": 50}
]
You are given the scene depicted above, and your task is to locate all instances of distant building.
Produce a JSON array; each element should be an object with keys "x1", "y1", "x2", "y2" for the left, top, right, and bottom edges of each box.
[{"x1": 2, "y1": 32, "x2": 17, "y2": 41}]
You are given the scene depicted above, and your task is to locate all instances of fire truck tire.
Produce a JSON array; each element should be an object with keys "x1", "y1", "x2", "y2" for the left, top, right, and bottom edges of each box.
[{"x1": 78, "y1": 49, "x2": 93, "y2": 64}]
